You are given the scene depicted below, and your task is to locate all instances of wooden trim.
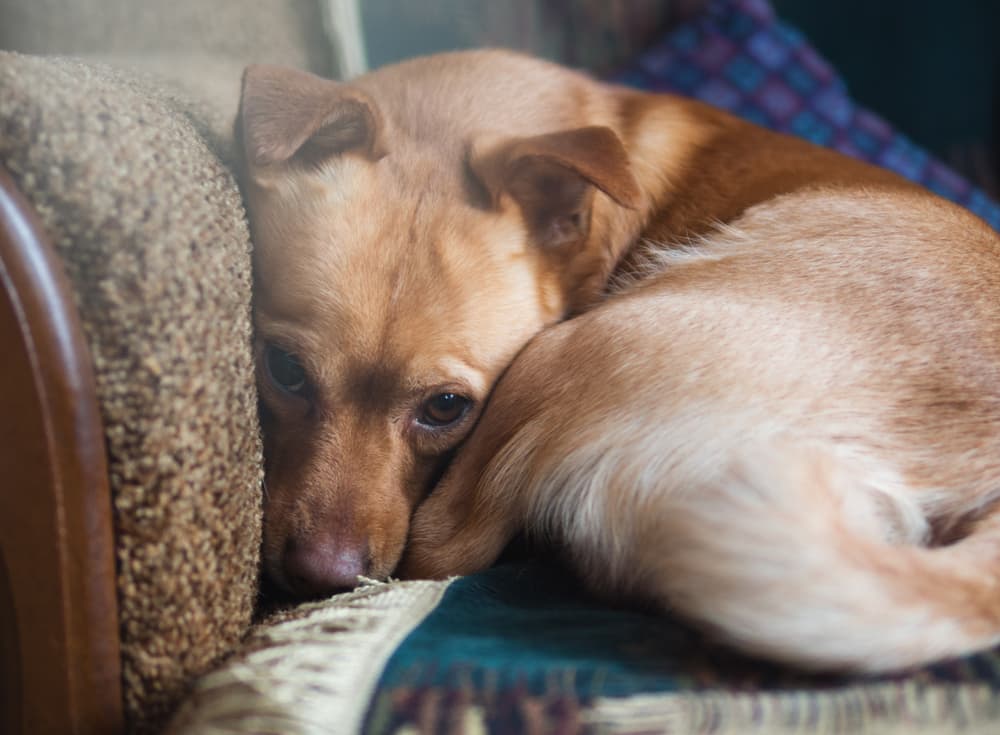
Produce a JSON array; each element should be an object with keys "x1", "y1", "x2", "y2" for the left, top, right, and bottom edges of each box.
[{"x1": 0, "y1": 165, "x2": 123, "y2": 735}]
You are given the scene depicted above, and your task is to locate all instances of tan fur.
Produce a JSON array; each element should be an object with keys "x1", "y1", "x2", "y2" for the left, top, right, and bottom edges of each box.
[{"x1": 240, "y1": 50, "x2": 1000, "y2": 670}]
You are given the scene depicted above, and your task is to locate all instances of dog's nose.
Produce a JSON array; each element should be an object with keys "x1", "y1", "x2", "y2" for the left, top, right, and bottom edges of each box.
[{"x1": 282, "y1": 536, "x2": 370, "y2": 598}]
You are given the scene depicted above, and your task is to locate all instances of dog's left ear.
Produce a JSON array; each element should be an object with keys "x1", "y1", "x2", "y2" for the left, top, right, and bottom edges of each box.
[{"x1": 469, "y1": 126, "x2": 640, "y2": 248}]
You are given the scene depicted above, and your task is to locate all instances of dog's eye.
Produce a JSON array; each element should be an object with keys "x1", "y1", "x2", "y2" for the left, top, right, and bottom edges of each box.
[
  {"x1": 418, "y1": 393, "x2": 471, "y2": 427},
  {"x1": 265, "y1": 345, "x2": 308, "y2": 395}
]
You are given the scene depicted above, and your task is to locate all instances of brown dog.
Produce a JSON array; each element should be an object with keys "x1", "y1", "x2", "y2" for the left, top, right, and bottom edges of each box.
[
  {"x1": 240, "y1": 51, "x2": 1000, "y2": 671},
  {"x1": 239, "y1": 51, "x2": 642, "y2": 596}
]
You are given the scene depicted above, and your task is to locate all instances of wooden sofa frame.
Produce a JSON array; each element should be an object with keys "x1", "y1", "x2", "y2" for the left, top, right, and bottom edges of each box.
[{"x1": 0, "y1": 165, "x2": 124, "y2": 735}]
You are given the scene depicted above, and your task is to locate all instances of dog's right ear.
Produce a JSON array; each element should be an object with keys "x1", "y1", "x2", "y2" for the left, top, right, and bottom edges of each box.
[
  {"x1": 239, "y1": 64, "x2": 386, "y2": 169},
  {"x1": 468, "y1": 126, "x2": 641, "y2": 248}
]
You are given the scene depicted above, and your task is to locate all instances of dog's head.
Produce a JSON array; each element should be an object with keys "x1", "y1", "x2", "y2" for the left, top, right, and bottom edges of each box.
[{"x1": 238, "y1": 57, "x2": 640, "y2": 597}]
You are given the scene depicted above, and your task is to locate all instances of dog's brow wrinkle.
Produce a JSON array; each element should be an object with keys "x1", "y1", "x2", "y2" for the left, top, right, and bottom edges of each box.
[
  {"x1": 386, "y1": 260, "x2": 406, "y2": 311},
  {"x1": 343, "y1": 361, "x2": 404, "y2": 415},
  {"x1": 405, "y1": 189, "x2": 426, "y2": 254},
  {"x1": 381, "y1": 190, "x2": 436, "y2": 314}
]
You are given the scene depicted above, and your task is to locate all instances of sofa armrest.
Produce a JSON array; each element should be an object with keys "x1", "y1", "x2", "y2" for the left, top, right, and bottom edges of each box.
[
  {"x1": 0, "y1": 52, "x2": 265, "y2": 732},
  {"x1": 0, "y1": 165, "x2": 123, "y2": 734}
]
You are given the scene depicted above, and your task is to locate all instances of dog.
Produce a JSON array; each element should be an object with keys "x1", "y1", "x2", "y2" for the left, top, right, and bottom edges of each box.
[
  {"x1": 239, "y1": 50, "x2": 1000, "y2": 671},
  {"x1": 238, "y1": 50, "x2": 641, "y2": 597}
]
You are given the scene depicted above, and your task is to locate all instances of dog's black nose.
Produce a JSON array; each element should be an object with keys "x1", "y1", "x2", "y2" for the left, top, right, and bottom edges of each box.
[{"x1": 282, "y1": 536, "x2": 370, "y2": 598}]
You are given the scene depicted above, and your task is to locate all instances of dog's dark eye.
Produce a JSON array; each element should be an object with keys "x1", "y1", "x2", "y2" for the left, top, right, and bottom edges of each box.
[
  {"x1": 265, "y1": 345, "x2": 308, "y2": 395},
  {"x1": 418, "y1": 393, "x2": 471, "y2": 427}
]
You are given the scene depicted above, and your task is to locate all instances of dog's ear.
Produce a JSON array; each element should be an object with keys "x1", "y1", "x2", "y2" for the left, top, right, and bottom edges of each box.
[
  {"x1": 239, "y1": 64, "x2": 386, "y2": 168},
  {"x1": 469, "y1": 126, "x2": 640, "y2": 247}
]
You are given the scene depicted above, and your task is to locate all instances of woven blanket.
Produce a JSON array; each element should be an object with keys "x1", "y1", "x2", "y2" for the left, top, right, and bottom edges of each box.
[
  {"x1": 171, "y1": 562, "x2": 1000, "y2": 734},
  {"x1": 366, "y1": 562, "x2": 1000, "y2": 733},
  {"x1": 170, "y1": 2, "x2": 1000, "y2": 733}
]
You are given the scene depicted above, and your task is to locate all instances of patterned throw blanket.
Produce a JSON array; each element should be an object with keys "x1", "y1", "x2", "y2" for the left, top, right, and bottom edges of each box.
[
  {"x1": 366, "y1": 563, "x2": 1000, "y2": 733},
  {"x1": 169, "y1": 2, "x2": 1000, "y2": 733},
  {"x1": 614, "y1": 0, "x2": 1000, "y2": 232},
  {"x1": 172, "y1": 563, "x2": 1000, "y2": 733}
]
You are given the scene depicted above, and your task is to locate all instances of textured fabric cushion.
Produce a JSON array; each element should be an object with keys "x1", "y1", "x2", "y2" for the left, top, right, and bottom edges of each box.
[
  {"x1": 0, "y1": 52, "x2": 263, "y2": 732},
  {"x1": 0, "y1": 0, "x2": 333, "y2": 77},
  {"x1": 0, "y1": 0, "x2": 338, "y2": 153}
]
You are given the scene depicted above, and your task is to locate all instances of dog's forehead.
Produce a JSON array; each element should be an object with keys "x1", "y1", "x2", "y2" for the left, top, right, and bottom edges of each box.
[
  {"x1": 259, "y1": 161, "x2": 534, "y2": 315},
  {"x1": 331, "y1": 223, "x2": 534, "y2": 357}
]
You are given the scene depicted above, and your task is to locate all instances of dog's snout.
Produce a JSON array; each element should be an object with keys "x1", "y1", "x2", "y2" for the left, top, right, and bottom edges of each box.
[{"x1": 282, "y1": 535, "x2": 370, "y2": 597}]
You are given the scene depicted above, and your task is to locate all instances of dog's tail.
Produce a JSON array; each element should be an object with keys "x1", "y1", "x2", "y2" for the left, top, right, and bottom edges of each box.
[{"x1": 537, "y1": 434, "x2": 1000, "y2": 672}]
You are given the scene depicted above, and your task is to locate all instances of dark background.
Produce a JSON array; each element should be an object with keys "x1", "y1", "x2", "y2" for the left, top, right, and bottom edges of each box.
[{"x1": 775, "y1": 0, "x2": 1000, "y2": 194}]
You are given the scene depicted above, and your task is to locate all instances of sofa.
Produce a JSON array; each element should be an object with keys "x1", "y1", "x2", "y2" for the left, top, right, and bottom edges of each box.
[{"x1": 3, "y1": 2, "x2": 999, "y2": 734}]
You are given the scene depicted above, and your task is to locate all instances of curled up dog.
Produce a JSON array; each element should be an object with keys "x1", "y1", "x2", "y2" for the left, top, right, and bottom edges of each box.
[{"x1": 238, "y1": 50, "x2": 1000, "y2": 672}]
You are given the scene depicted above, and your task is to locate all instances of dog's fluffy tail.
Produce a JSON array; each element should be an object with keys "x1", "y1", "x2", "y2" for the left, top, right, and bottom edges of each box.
[{"x1": 532, "y1": 432, "x2": 1000, "y2": 672}]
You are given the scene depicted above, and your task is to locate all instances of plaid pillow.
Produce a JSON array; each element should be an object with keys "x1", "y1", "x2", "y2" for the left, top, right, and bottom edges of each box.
[{"x1": 612, "y1": 0, "x2": 1000, "y2": 231}]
